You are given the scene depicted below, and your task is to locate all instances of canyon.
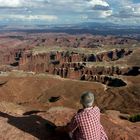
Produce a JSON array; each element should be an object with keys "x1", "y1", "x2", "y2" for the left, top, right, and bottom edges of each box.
[{"x1": 0, "y1": 32, "x2": 140, "y2": 140}]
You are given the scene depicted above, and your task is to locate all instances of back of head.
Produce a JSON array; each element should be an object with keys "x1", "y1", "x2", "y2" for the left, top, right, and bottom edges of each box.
[{"x1": 80, "y1": 91, "x2": 94, "y2": 108}]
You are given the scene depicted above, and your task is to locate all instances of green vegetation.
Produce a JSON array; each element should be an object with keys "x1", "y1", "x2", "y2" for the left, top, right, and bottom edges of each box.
[{"x1": 129, "y1": 114, "x2": 140, "y2": 122}]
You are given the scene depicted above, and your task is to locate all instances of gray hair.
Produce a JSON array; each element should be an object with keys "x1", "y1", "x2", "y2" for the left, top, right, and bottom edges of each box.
[{"x1": 80, "y1": 91, "x2": 94, "y2": 108}]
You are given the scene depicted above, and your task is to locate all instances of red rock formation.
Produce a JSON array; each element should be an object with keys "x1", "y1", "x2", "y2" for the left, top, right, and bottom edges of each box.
[{"x1": 18, "y1": 49, "x2": 133, "y2": 73}]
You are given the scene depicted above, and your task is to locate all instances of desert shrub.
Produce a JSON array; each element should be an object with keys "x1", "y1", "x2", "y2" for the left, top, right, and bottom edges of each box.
[{"x1": 129, "y1": 114, "x2": 140, "y2": 122}]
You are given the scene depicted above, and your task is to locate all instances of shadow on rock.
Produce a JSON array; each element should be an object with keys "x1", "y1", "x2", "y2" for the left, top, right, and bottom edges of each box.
[
  {"x1": 0, "y1": 111, "x2": 70, "y2": 140},
  {"x1": 0, "y1": 81, "x2": 8, "y2": 87}
]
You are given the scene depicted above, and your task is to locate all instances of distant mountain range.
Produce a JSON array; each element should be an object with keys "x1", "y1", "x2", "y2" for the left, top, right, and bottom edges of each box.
[{"x1": 0, "y1": 22, "x2": 140, "y2": 36}]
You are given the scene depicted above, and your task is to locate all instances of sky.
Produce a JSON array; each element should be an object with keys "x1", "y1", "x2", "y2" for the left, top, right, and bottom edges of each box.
[{"x1": 0, "y1": 0, "x2": 140, "y2": 26}]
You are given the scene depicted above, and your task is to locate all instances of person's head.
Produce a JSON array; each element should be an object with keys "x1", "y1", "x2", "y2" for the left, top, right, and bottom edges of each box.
[{"x1": 80, "y1": 91, "x2": 94, "y2": 108}]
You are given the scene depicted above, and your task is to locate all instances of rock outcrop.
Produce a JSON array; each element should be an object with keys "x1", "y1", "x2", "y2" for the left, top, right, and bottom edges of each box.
[
  {"x1": 15, "y1": 48, "x2": 138, "y2": 86},
  {"x1": 18, "y1": 49, "x2": 133, "y2": 72},
  {"x1": 0, "y1": 105, "x2": 139, "y2": 140}
]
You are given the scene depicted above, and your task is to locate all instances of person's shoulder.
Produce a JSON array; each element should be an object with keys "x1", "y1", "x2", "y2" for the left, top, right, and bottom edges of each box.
[
  {"x1": 93, "y1": 106, "x2": 100, "y2": 112},
  {"x1": 74, "y1": 109, "x2": 85, "y2": 118}
]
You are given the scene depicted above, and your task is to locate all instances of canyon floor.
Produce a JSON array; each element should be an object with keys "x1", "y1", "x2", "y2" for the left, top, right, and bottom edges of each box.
[{"x1": 0, "y1": 32, "x2": 140, "y2": 140}]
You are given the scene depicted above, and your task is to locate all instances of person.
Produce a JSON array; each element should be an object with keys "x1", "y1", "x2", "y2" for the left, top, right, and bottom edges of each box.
[{"x1": 56, "y1": 91, "x2": 108, "y2": 140}]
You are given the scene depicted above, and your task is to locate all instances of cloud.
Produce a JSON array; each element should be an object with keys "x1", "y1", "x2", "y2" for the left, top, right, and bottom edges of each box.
[
  {"x1": 85, "y1": 0, "x2": 112, "y2": 19},
  {"x1": 87, "y1": 10, "x2": 112, "y2": 19},
  {"x1": 0, "y1": 14, "x2": 58, "y2": 21},
  {"x1": 0, "y1": 0, "x2": 49, "y2": 7},
  {"x1": 0, "y1": 0, "x2": 110, "y2": 10},
  {"x1": 87, "y1": 0, "x2": 109, "y2": 7},
  {"x1": 116, "y1": 4, "x2": 140, "y2": 18},
  {"x1": 0, "y1": 0, "x2": 139, "y2": 25},
  {"x1": 99, "y1": 10, "x2": 112, "y2": 17},
  {"x1": 92, "y1": 5, "x2": 110, "y2": 11},
  {"x1": 109, "y1": 1, "x2": 140, "y2": 25},
  {"x1": 104, "y1": 0, "x2": 140, "y2": 25},
  {"x1": 0, "y1": 0, "x2": 112, "y2": 24},
  {"x1": 0, "y1": 0, "x2": 21, "y2": 7}
]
